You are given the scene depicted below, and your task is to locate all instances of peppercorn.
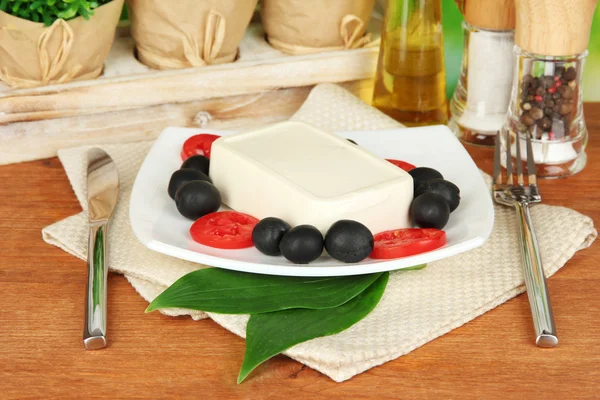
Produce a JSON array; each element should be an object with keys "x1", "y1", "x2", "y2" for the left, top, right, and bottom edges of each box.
[
  {"x1": 542, "y1": 76, "x2": 554, "y2": 88},
  {"x1": 563, "y1": 67, "x2": 577, "y2": 81},
  {"x1": 522, "y1": 102, "x2": 532, "y2": 111},
  {"x1": 530, "y1": 107, "x2": 544, "y2": 120},
  {"x1": 536, "y1": 87, "x2": 545, "y2": 96},
  {"x1": 552, "y1": 92, "x2": 561, "y2": 100},
  {"x1": 520, "y1": 112, "x2": 535, "y2": 126},
  {"x1": 544, "y1": 107, "x2": 553, "y2": 116},
  {"x1": 534, "y1": 95, "x2": 543, "y2": 103},
  {"x1": 560, "y1": 103, "x2": 573, "y2": 115},
  {"x1": 545, "y1": 100, "x2": 555, "y2": 108},
  {"x1": 540, "y1": 117, "x2": 552, "y2": 130},
  {"x1": 558, "y1": 85, "x2": 574, "y2": 99},
  {"x1": 522, "y1": 74, "x2": 534, "y2": 86}
]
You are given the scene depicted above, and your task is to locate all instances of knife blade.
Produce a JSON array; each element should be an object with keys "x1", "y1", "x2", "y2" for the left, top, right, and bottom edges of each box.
[{"x1": 84, "y1": 149, "x2": 119, "y2": 350}]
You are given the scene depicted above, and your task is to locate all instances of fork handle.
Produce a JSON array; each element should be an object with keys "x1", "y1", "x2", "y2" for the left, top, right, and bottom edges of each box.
[{"x1": 514, "y1": 202, "x2": 558, "y2": 348}]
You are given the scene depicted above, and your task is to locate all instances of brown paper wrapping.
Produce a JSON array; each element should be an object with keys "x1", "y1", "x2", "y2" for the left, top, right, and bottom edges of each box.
[
  {"x1": 261, "y1": 0, "x2": 376, "y2": 55},
  {"x1": 0, "y1": 0, "x2": 123, "y2": 88},
  {"x1": 128, "y1": 0, "x2": 258, "y2": 70}
]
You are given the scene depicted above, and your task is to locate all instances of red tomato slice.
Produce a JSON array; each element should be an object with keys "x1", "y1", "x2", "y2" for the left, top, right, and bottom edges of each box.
[
  {"x1": 190, "y1": 211, "x2": 259, "y2": 249},
  {"x1": 181, "y1": 134, "x2": 221, "y2": 160},
  {"x1": 371, "y1": 228, "x2": 446, "y2": 259},
  {"x1": 386, "y1": 159, "x2": 416, "y2": 172}
]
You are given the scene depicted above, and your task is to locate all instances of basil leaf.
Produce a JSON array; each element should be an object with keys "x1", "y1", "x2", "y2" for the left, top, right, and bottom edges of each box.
[
  {"x1": 146, "y1": 268, "x2": 382, "y2": 314},
  {"x1": 238, "y1": 272, "x2": 389, "y2": 383}
]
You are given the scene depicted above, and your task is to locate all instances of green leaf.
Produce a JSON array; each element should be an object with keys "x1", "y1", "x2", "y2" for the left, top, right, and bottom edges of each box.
[
  {"x1": 238, "y1": 272, "x2": 389, "y2": 383},
  {"x1": 0, "y1": 0, "x2": 115, "y2": 25},
  {"x1": 401, "y1": 263, "x2": 426, "y2": 271},
  {"x1": 146, "y1": 268, "x2": 382, "y2": 314}
]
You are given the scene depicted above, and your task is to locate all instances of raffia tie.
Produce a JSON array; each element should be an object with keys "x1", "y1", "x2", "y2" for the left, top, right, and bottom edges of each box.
[
  {"x1": 136, "y1": 10, "x2": 233, "y2": 70},
  {"x1": 0, "y1": 19, "x2": 87, "y2": 88},
  {"x1": 268, "y1": 14, "x2": 373, "y2": 56}
]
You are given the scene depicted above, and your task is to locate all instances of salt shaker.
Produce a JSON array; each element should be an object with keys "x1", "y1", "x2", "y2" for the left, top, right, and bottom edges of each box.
[
  {"x1": 449, "y1": 0, "x2": 516, "y2": 147},
  {"x1": 500, "y1": 0, "x2": 598, "y2": 177}
]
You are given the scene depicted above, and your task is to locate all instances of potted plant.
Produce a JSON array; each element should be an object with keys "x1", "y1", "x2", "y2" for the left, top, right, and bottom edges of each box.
[
  {"x1": 127, "y1": 0, "x2": 258, "y2": 70},
  {"x1": 0, "y1": 0, "x2": 124, "y2": 88},
  {"x1": 261, "y1": 0, "x2": 376, "y2": 55}
]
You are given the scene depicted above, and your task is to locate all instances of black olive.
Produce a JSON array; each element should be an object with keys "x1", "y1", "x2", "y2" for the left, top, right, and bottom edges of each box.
[
  {"x1": 168, "y1": 169, "x2": 211, "y2": 199},
  {"x1": 408, "y1": 167, "x2": 444, "y2": 192},
  {"x1": 181, "y1": 155, "x2": 210, "y2": 175},
  {"x1": 174, "y1": 181, "x2": 221, "y2": 220},
  {"x1": 252, "y1": 217, "x2": 291, "y2": 256},
  {"x1": 324, "y1": 220, "x2": 373, "y2": 263},
  {"x1": 410, "y1": 192, "x2": 450, "y2": 229},
  {"x1": 279, "y1": 225, "x2": 324, "y2": 264},
  {"x1": 415, "y1": 179, "x2": 461, "y2": 212},
  {"x1": 347, "y1": 139, "x2": 358, "y2": 145}
]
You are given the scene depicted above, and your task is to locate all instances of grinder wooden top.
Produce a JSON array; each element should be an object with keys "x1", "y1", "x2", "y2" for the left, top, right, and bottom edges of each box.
[
  {"x1": 463, "y1": 0, "x2": 516, "y2": 30},
  {"x1": 515, "y1": 0, "x2": 598, "y2": 55}
]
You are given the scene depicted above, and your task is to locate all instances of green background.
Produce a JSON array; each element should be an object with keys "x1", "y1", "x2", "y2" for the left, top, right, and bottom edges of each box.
[{"x1": 442, "y1": 1, "x2": 600, "y2": 101}]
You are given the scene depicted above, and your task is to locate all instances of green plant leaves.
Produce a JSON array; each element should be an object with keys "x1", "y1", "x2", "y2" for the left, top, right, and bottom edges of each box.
[
  {"x1": 0, "y1": 0, "x2": 112, "y2": 25},
  {"x1": 146, "y1": 268, "x2": 382, "y2": 314},
  {"x1": 238, "y1": 272, "x2": 390, "y2": 383},
  {"x1": 145, "y1": 264, "x2": 427, "y2": 383}
]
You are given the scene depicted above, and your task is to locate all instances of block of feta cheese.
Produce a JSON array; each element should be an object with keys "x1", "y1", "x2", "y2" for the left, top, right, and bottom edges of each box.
[{"x1": 209, "y1": 121, "x2": 413, "y2": 235}]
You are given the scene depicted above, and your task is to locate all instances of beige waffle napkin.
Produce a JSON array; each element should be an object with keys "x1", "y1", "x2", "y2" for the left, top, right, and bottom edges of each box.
[{"x1": 42, "y1": 83, "x2": 597, "y2": 382}]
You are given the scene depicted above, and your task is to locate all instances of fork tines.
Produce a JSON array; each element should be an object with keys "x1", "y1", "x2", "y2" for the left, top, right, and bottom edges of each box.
[{"x1": 494, "y1": 130, "x2": 538, "y2": 188}]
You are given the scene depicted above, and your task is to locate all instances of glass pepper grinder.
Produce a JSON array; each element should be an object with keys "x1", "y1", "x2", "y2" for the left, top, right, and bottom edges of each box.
[
  {"x1": 500, "y1": 0, "x2": 598, "y2": 178},
  {"x1": 372, "y1": 0, "x2": 448, "y2": 127},
  {"x1": 449, "y1": 0, "x2": 516, "y2": 147}
]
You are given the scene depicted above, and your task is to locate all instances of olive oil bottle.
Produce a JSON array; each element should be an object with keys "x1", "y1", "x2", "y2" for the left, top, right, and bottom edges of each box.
[{"x1": 372, "y1": 0, "x2": 448, "y2": 126}]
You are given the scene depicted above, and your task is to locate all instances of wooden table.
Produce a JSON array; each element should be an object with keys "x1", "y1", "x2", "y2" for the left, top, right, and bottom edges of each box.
[{"x1": 1, "y1": 102, "x2": 598, "y2": 400}]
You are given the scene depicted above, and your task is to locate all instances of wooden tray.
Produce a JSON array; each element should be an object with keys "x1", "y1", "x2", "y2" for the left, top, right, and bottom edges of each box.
[{"x1": 0, "y1": 16, "x2": 382, "y2": 165}]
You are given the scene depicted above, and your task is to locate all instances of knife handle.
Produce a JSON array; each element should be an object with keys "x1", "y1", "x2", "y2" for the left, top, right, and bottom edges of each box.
[{"x1": 83, "y1": 223, "x2": 108, "y2": 350}]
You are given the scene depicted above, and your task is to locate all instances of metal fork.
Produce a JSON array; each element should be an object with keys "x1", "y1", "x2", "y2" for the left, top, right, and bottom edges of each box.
[{"x1": 493, "y1": 130, "x2": 558, "y2": 348}]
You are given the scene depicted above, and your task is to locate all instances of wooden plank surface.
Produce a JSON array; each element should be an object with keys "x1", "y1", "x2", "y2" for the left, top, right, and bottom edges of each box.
[
  {"x1": 0, "y1": 79, "x2": 375, "y2": 166},
  {"x1": 0, "y1": 103, "x2": 599, "y2": 399}
]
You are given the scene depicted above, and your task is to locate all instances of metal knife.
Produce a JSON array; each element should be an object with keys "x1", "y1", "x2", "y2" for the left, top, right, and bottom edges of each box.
[{"x1": 84, "y1": 149, "x2": 119, "y2": 350}]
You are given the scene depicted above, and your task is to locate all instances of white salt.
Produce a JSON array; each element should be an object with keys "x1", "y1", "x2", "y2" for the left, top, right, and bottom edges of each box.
[{"x1": 458, "y1": 28, "x2": 515, "y2": 134}]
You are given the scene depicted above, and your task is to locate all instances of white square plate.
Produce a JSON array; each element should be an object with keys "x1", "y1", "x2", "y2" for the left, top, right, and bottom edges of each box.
[{"x1": 130, "y1": 125, "x2": 494, "y2": 276}]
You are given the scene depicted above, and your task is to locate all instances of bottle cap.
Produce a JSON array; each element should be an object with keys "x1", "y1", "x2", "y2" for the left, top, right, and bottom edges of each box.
[
  {"x1": 515, "y1": 0, "x2": 598, "y2": 56},
  {"x1": 463, "y1": 0, "x2": 516, "y2": 31}
]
